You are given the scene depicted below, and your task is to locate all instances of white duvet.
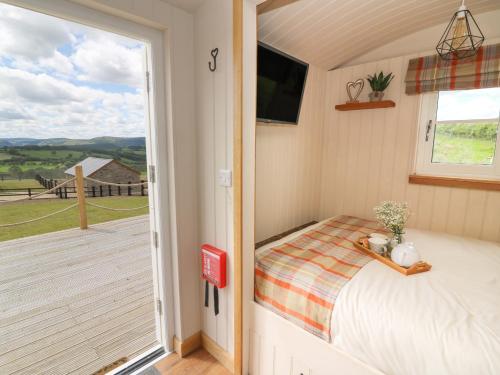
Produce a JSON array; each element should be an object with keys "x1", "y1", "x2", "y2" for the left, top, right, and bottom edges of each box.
[
  {"x1": 257, "y1": 220, "x2": 500, "y2": 375},
  {"x1": 333, "y1": 228, "x2": 500, "y2": 375}
]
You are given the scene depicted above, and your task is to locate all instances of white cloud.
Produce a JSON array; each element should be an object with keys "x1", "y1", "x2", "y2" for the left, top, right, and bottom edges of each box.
[
  {"x1": 40, "y1": 51, "x2": 75, "y2": 76},
  {"x1": 0, "y1": 67, "x2": 145, "y2": 139},
  {"x1": 0, "y1": 67, "x2": 80, "y2": 104},
  {"x1": 437, "y1": 88, "x2": 500, "y2": 121},
  {"x1": 0, "y1": 4, "x2": 73, "y2": 61},
  {"x1": 0, "y1": 3, "x2": 144, "y2": 86},
  {"x1": 72, "y1": 37, "x2": 144, "y2": 87},
  {"x1": 0, "y1": 2, "x2": 147, "y2": 139},
  {"x1": 0, "y1": 109, "x2": 32, "y2": 121}
]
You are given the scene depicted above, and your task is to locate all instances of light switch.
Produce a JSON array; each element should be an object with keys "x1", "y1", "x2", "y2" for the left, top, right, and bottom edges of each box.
[{"x1": 218, "y1": 169, "x2": 232, "y2": 187}]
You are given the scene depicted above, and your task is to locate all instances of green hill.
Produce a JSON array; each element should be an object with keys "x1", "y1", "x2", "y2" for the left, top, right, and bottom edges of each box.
[
  {"x1": 0, "y1": 137, "x2": 145, "y2": 148},
  {"x1": 0, "y1": 137, "x2": 146, "y2": 179}
]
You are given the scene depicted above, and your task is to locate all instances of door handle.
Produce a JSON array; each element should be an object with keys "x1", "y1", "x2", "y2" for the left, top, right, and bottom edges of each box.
[{"x1": 425, "y1": 120, "x2": 433, "y2": 142}]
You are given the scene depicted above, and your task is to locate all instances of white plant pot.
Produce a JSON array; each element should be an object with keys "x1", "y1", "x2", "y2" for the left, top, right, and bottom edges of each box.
[{"x1": 369, "y1": 91, "x2": 384, "y2": 102}]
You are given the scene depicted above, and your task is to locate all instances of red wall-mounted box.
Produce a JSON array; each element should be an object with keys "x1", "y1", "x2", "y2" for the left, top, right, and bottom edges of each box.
[{"x1": 201, "y1": 244, "x2": 227, "y2": 289}]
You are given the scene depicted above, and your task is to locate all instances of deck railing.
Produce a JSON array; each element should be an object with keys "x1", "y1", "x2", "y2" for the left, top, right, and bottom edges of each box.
[{"x1": 0, "y1": 166, "x2": 149, "y2": 229}]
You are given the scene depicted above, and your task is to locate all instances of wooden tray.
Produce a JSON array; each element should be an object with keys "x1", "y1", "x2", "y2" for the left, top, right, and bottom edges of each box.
[{"x1": 354, "y1": 237, "x2": 431, "y2": 276}]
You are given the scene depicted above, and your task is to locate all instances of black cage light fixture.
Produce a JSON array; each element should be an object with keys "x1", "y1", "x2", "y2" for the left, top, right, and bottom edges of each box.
[{"x1": 436, "y1": 0, "x2": 485, "y2": 60}]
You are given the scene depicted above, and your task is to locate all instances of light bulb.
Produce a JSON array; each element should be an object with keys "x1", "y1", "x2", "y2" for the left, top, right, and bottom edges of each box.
[{"x1": 451, "y1": 4, "x2": 468, "y2": 49}]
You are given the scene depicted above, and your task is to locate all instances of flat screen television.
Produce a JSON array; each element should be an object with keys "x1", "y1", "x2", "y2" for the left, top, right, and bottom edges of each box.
[{"x1": 257, "y1": 42, "x2": 309, "y2": 125}]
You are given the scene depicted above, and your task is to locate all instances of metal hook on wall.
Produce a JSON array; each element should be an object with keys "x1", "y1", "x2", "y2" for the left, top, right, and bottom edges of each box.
[{"x1": 209, "y1": 48, "x2": 218, "y2": 72}]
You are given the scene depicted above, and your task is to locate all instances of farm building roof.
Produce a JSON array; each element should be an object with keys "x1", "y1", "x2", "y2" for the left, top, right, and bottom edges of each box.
[{"x1": 65, "y1": 157, "x2": 113, "y2": 177}]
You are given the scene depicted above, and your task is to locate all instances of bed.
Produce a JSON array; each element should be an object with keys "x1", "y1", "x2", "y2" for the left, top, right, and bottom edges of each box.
[{"x1": 252, "y1": 215, "x2": 500, "y2": 375}]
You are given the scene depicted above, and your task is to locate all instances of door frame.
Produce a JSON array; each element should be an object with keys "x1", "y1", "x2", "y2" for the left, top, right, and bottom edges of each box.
[
  {"x1": 235, "y1": 1, "x2": 300, "y2": 374},
  {"x1": 3, "y1": 0, "x2": 176, "y2": 353}
]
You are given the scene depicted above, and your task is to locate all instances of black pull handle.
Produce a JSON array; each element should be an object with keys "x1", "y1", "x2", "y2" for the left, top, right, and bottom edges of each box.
[
  {"x1": 214, "y1": 285, "x2": 219, "y2": 316},
  {"x1": 204, "y1": 280, "x2": 209, "y2": 307},
  {"x1": 425, "y1": 119, "x2": 433, "y2": 142}
]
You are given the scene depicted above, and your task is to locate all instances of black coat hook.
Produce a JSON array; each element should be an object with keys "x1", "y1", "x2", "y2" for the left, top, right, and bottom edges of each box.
[{"x1": 209, "y1": 48, "x2": 218, "y2": 72}]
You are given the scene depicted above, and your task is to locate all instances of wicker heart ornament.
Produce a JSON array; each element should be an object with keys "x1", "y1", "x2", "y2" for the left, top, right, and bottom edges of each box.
[{"x1": 346, "y1": 79, "x2": 364, "y2": 103}]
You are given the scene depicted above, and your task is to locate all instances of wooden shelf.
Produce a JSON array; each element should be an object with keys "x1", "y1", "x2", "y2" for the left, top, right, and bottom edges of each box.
[{"x1": 335, "y1": 100, "x2": 396, "y2": 111}]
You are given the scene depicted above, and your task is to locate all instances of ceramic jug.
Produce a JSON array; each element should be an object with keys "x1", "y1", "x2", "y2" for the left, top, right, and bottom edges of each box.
[{"x1": 391, "y1": 242, "x2": 420, "y2": 268}]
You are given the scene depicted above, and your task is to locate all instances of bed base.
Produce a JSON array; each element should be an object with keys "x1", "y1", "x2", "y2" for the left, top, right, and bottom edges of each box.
[{"x1": 248, "y1": 302, "x2": 384, "y2": 375}]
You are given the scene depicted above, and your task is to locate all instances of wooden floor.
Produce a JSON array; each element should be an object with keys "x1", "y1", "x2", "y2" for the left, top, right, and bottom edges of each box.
[
  {"x1": 155, "y1": 349, "x2": 232, "y2": 375},
  {"x1": 0, "y1": 215, "x2": 158, "y2": 374}
]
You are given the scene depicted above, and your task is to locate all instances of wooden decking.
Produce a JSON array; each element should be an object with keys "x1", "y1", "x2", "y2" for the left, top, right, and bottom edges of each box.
[{"x1": 0, "y1": 215, "x2": 158, "y2": 374}]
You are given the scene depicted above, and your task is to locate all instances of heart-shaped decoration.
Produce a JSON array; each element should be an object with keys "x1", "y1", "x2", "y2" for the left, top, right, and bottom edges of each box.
[{"x1": 346, "y1": 79, "x2": 364, "y2": 103}]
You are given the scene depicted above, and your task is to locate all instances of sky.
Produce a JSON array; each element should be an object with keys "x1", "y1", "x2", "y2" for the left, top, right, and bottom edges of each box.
[
  {"x1": 437, "y1": 87, "x2": 500, "y2": 122},
  {"x1": 0, "y1": 3, "x2": 145, "y2": 139}
]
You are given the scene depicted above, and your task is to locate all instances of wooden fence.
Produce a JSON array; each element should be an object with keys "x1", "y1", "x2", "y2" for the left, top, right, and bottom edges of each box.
[
  {"x1": 0, "y1": 186, "x2": 47, "y2": 198},
  {"x1": 0, "y1": 175, "x2": 147, "y2": 198},
  {"x1": 0, "y1": 166, "x2": 149, "y2": 230}
]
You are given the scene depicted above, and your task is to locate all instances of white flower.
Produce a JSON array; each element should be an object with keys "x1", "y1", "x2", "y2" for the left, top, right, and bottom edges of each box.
[{"x1": 374, "y1": 201, "x2": 410, "y2": 235}]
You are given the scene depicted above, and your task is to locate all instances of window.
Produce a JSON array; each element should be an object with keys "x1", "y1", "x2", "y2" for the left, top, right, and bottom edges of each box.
[{"x1": 415, "y1": 88, "x2": 500, "y2": 179}]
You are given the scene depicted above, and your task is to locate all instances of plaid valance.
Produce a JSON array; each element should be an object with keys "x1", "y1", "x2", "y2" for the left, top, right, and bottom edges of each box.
[{"x1": 405, "y1": 43, "x2": 500, "y2": 95}]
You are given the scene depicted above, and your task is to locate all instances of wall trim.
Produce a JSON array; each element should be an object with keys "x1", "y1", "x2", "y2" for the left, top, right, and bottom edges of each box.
[
  {"x1": 173, "y1": 332, "x2": 202, "y2": 358},
  {"x1": 233, "y1": 0, "x2": 243, "y2": 374},
  {"x1": 201, "y1": 332, "x2": 235, "y2": 373}
]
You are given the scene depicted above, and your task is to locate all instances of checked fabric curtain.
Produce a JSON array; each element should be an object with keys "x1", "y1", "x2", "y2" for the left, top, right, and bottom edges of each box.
[{"x1": 405, "y1": 43, "x2": 500, "y2": 95}]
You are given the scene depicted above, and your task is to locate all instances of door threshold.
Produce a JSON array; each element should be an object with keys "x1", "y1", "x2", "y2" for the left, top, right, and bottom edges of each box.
[{"x1": 107, "y1": 345, "x2": 168, "y2": 375}]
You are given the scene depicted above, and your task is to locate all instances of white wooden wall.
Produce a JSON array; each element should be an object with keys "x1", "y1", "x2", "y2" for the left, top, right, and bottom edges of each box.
[
  {"x1": 255, "y1": 65, "x2": 327, "y2": 242},
  {"x1": 195, "y1": 0, "x2": 234, "y2": 355},
  {"x1": 319, "y1": 54, "x2": 500, "y2": 242}
]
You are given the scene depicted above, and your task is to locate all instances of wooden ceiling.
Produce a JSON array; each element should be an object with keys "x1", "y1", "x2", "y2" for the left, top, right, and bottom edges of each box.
[{"x1": 258, "y1": 0, "x2": 500, "y2": 69}]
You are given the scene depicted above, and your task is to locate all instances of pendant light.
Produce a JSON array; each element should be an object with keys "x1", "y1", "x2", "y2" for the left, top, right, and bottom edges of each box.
[{"x1": 436, "y1": 0, "x2": 484, "y2": 60}]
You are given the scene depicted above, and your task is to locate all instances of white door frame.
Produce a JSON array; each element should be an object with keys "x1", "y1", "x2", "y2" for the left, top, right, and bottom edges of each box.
[{"x1": 2, "y1": 0, "x2": 176, "y2": 353}]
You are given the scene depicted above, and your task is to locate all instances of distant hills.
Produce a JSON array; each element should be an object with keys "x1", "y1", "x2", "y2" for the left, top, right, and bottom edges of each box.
[
  {"x1": 0, "y1": 137, "x2": 147, "y2": 179},
  {"x1": 0, "y1": 137, "x2": 146, "y2": 148}
]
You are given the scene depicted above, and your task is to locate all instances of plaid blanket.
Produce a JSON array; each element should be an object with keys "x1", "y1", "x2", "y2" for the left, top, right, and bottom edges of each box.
[{"x1": 255, "y1": 215, "x2": 384, "y2": 342}]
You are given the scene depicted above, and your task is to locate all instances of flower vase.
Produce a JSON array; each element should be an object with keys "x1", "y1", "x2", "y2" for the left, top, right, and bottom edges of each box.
[{"x1": 394, "y1": 232, "x2": 403, "y2": 244}]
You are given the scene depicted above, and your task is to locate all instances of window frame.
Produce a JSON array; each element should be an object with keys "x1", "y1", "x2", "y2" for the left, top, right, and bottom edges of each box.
[{"x1": 414, "y1": 91, "x2": 500, "y2": 179}]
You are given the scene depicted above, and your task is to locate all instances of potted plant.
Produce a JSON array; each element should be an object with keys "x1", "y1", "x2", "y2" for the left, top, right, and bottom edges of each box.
[{"x1": 367, "y1": 71, "x2": 394, "y2": 102}]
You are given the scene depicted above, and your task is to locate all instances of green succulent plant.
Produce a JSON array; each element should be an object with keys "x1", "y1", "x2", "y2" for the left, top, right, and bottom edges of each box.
[{"x1": 367, "y1": 71, "x2": 394, "y2": 92}]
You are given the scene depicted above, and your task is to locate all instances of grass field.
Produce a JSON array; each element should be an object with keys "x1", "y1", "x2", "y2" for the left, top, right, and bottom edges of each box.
[
  {"x1": 431, "y1": 122, "x2": 498, "y2": 165},
  {"x1": 432, "y1": 134, "x2": 496, "y2": 165},
  {"x1": 0, "y1": 161, "x2": 66, "y2": 173},
  {"x1": 0, "y1": 196, "x2": 149, "y2": 242},
  {"x1": 0, "y1": 179, "x2": 44, "y2": 190},
  {"x1": 19, "y1": 149, "x2": 85, "y2": 159},
  {"x1": 0, "y1": 152, "x2": 11, "y2": 161}
]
